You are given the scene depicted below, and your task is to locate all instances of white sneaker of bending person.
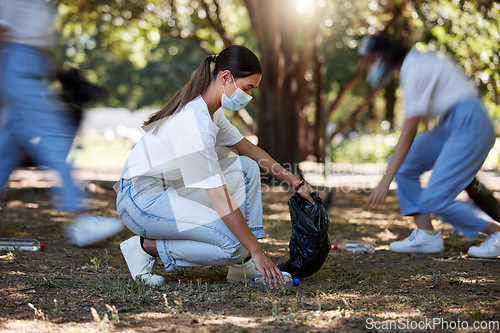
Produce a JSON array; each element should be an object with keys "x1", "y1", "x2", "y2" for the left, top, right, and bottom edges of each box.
[
  {"x1": 120, "y1": 236, "x2": 164, "y2": 286},
  {"x1": 226, "y1": 258, "x2": 260, "y2": 283},
  {"x1": 467, "y1": 232, "x2": 500, "y2": 258},
  {"x1": 389, "y1": 229, "x2": 444, "y2": 253},
  {"x1": 64, "y1": 214, "x2": 123, "y2": 247}
]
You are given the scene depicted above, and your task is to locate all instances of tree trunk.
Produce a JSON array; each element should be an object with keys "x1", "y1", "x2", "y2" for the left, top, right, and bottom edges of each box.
[
  {"x1": 313, "y1": 34, "x2": 326, "y2": 162},
  {"x1": 244, "y1": 0, "x2": 318, "y2": 166},
  {"x1": 384, "y1": 80, "x2": 396, "y2": 128}
]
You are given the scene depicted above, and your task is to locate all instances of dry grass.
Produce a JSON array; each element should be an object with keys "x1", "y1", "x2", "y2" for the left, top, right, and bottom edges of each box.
[{"x1": 0, "y1": 173, "x2": 499, "y2": 332}]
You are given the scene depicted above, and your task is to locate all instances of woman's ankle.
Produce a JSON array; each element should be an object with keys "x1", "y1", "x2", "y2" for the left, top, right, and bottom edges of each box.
[
  {"x1": 140, "y1": 237, "x2": 159, "y2": 257},
  {"x1": 482, "y1": 221, "x2": 500, "y2": 235}
]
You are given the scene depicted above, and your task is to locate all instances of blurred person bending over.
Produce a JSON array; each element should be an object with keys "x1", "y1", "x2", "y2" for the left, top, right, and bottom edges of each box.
[
  {"x1": 0, "y1": 0, "x2": 122, "y2": 246},
  {"x1": 360, "y1": 36, "x2": 500, "y2": 258}
]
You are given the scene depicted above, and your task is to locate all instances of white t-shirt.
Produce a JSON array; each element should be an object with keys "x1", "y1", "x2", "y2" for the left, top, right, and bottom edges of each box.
[
  {"x1": 121, "y1": 96, "x2": 244, "y2": 189},
  {"x1": 0, "y1": 0, "x2": 57, "y2": 48},
  {"x1": 400, "y1": 48, "x2": 477, "y2": 120}
]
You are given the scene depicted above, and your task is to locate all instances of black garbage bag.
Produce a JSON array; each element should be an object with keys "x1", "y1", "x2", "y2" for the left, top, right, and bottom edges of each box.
[
  {"x1": 466, "y1": 177, "x2": 500, "y2": 222},
  {"x1": 278, "y1": 191, "x2": 331, "y2": 279}
]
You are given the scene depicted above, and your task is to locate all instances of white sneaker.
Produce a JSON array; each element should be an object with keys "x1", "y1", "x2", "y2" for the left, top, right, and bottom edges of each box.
[
  {"x1": 467, "y1": 232, "x2": 500, "y2": 258},
  {"x1": 389, "y1": 229, "x2": 444, "y2": 253},
  {"x1": 65, "y1": 215, "x2": 123, "y2": 247},
  {"x1": 226, "y1": 258, "x2": 260, "y2": 283},
  {"x1": 120, "y1": 236, "x2": 164, "y2": 286}
]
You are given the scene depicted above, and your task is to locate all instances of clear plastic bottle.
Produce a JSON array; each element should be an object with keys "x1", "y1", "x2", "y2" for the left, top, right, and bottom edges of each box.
[
  {"x1": 332, "y1": 240, "x2": 374, "y2": 253},
  {"x1": 0, "y1": 238, "x2": 44, "y2": 251},
  {"x1": 250, "y1": 272, "x2": 300, "y2": 289}
]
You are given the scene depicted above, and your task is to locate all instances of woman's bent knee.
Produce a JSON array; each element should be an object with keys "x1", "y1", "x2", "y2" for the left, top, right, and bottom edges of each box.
[
  {"x1": 226, "y1": 244, "x2": 249, "y2": 264},
  {"x1": 222, "y1": 155, "x2": 259, "y2": 175},
  {"x1": 239, "y1": 155, "x2": 259, "y2": 172}
]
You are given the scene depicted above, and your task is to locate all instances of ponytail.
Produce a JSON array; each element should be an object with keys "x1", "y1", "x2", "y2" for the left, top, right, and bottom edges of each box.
[{"x1": 143, "y1": 55, "x2": 217, "y2": 133}]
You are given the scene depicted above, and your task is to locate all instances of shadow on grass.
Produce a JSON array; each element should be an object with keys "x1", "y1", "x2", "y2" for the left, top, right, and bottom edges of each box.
[{"x1": 1, "y1": 179, "x2": 499, "y2": 332}]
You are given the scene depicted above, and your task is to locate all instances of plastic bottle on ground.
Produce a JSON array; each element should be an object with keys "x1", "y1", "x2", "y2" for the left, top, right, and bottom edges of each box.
[
  {"x1": 0, "y1": 238, "x2": 44, "y2": 251},
  {"x1": 332, "y1": 240, "x2": 374, "y2": 253},
  {"x1": 250, "y1": 272, "x2": 300, "y2": 289}
]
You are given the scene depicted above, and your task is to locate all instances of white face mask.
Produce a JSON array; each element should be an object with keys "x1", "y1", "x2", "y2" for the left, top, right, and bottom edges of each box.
[{"x1": 221, "y1": 74, "x2": 252, "y2": 111}]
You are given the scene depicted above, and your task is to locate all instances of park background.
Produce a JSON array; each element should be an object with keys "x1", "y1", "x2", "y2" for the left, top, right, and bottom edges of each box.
[{"x1": 1, "y1": 0, "x2": 499, "y2": 332}]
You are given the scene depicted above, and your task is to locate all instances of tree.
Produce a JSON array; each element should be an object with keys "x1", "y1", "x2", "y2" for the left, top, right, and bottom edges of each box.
[
  {"x1": 56, "y1": 0, "x2": 500, "y2": 166},
  {"x1": 243, "y1": 0, "x2": 321, "y2": 165}
]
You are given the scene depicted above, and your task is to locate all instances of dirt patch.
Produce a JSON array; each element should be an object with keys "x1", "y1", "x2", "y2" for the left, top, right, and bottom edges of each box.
[{"x1": 0, "y1": 172, "x2": 499, "y2": 332}]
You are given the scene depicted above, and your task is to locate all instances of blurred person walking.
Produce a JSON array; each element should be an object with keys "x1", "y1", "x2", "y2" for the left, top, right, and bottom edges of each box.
[
  {"x1": 360, "y1": 36, "x2": 500, "y2": 258},
  {"x1": 115, "y1": 45, "x2": 315, "y2": 286},
  {"x1": 0, "y1": 0, "x2": 122, "y2": 246}
]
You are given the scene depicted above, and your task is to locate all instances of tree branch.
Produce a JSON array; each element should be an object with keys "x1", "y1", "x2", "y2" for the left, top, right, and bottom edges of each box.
[
  {"x1": 328, "y1": 88, "x2": 383, "y2": 143},
  {"x1": 326, "y1": 69, "x2": 364, "y2": 120},
  {"x1": 198, "y1": 0, "x2": 234, "y2": 47}
]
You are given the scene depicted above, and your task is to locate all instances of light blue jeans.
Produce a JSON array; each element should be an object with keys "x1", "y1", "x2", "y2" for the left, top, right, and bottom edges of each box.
[
  {"x1": 0, "y1": 42, "x2": 82, "y2": 212},
  {"x1": 115, "y1": 156, "x2": 265, "y2": 272},
  {"x1": 395, "y1": 98, "x2": 496, "y2": 239}
]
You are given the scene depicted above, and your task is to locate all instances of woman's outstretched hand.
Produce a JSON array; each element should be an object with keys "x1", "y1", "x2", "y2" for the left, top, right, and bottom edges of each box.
[
  {"x1": 368, "y1": 181, "x2": 390, "y2": 209},
  {"x1": 368, "y1": 116, "x2": 420, "y2": 210},
  {"x1": 250, "y1": 249, "x2": 285, "y2": 289}
]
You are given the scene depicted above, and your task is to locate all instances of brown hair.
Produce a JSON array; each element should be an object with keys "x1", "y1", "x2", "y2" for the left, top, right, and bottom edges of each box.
[
  {"x1": 143, "y1": 45, "x2": 262, "y2": 132},
  {"x1": 363, "y1": 36, "x2": 409, "y2": 68}
]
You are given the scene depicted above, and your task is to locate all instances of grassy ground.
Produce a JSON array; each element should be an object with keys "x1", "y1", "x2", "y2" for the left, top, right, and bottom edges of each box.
[{"x1": 0, "y1": 172, "x2": 499, "y2": 332}]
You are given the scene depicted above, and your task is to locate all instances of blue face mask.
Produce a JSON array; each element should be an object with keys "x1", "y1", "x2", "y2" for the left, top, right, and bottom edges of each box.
[
  {"x1": 221, "y1": 75, "x2": 252, "y2": 111},
  {"x1": 366, "y1": 57, "x2": 392, "y2": 88}
]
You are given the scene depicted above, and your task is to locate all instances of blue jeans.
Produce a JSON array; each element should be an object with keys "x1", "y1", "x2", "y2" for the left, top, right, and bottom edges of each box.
[
  {"x1": 0, "y1": 42, "x2": 82, "y2": 212},
  {"x1": 395, "y1": 98, "x2": 496, "y2": 239},
  {"x1": 115, "y1": 156, "x2": 265, "y2": 272}
]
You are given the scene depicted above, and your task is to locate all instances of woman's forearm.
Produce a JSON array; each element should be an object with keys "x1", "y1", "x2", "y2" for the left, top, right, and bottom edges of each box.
[
  {"x1": 231, "y1": 138, "x2": 315, "y2": 204},
  {"x1": 382, "y1": 116, "x2": 420, "y2": 184},
  {"x1": 255, "y1": 151, "x2": 300, "y2": 186},
  {"x1": 368, "y1": 116, "x2": 421, "y2": 208},
  {"x1": 232, "y1": 138, "x2": 301, "y2": 186}
]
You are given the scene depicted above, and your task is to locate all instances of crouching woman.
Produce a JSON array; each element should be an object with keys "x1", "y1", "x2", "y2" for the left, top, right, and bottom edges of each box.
[{"x1": 114, "y1": 45, "x2": 314, "y2": 288}]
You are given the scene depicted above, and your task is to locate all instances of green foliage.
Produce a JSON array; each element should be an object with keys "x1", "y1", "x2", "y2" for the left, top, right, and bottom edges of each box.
[
  {"x1": 29, "y1": 276, "x2": 81, "y2": 289},
  {"x1": 54, "y1": 0, "x2": 252, "y2": 110},
  {"x1": 91, "y1": 277, "x2": 157, "y2": 308},
  {"x1": 484, "y1": 138, "x2": 500, "y2": 169},
  {"x1": 56, "y1": 1, "x2": 207, "y2": 110},
  {"x1": 49, "y1": 0, "x2": 498, "y2": 147},
  {"x1": 325, "y1": 47, "x2": 368, "y2": 97},
  {"x1": 331, "y1": 133, "x2": 398, "y2": 163},
  {"x1": 332, "y1": 132, "x2": 500, "y2": 167},
  {"x1": 88, "y1": 38, "x2": 206, "y2": 110},
  {"x1": 57, "y1": 1, "x2": 164, "y2": 68}
]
